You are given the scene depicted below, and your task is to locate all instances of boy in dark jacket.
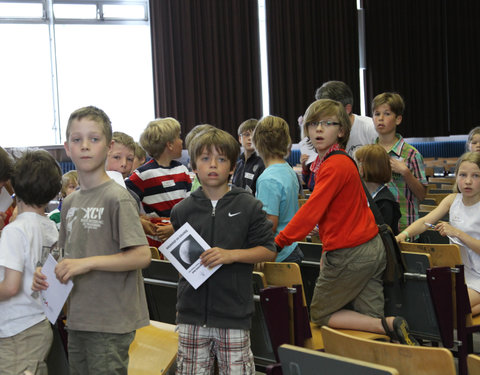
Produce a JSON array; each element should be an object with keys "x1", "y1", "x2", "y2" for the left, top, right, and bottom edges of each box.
[{"x1": 171, "y1": 127, "x2": 276, "y2": 375}]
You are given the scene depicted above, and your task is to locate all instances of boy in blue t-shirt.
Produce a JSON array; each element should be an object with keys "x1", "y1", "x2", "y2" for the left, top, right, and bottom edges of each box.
[{"x1": 253, "y1": 115, "x2": 304, "y2": 263}]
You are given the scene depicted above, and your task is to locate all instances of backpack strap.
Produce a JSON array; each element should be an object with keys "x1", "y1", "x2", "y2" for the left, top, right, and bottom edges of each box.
[{"x1": 323, "y1": 150, "x2": 385, "y2": 225}]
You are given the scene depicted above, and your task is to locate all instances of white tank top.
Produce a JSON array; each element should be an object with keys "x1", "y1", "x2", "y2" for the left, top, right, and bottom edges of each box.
[{"x1": 450, "y1": 193, "x2": 480, "y2": 290}]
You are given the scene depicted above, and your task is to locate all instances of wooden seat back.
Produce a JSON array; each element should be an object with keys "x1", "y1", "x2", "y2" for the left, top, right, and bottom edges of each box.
[
  {"x1": 468, "y1": 354, "x2": 480, "y2": 375},
  {"x1": 128, "y1": 321, "x2": 178, "y2": 375},
  {"x1": 425, "y1": 193, "x2": 450, "y2": 205},
  {"x1": 399, "y1": 242, "x2": 461, "y2": 267},
  {"x1": 322, "y1": 326, "x2": 456, "y2": 375},
  {"x1": 150, "y1": 246, "x2": 161, "y2": 259},
  {"x1": 419, "y1": 204, "x2": 437, "y2": 212},
  {"x1": 263, "y1": 262, "x2": 306, "y2": 304}
]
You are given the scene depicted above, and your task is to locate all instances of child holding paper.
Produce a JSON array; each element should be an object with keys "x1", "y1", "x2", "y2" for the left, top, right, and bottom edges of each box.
[
  {"x1": 32, "y1": 106, "x2": 151, "y2": 375},
  {"x1": 0, "y1": 150, "x2": 62, "y2": 375},
  {"x1": 170, "y1": 127, "x2": 276, "y2": 374}
]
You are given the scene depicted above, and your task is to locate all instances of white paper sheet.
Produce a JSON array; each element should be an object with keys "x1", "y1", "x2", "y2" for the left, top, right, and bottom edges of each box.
[
  {"x1": 40, "y1": 254, "x2": 74, "y2": 324},
  {"x1": 0, "y1": 187, "x2": 13, "y2": 212},
  {"x1": 299, "y1": 137, "x2": 317, "y2": 165},
  {"x1": 159, "y1": 222, "x2": 220, "y2": 289}
]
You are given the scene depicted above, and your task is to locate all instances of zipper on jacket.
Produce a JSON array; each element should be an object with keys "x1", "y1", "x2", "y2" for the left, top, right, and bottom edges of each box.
[{"x1": 204, "y1": 203, "x2": 216, "y2": 326}]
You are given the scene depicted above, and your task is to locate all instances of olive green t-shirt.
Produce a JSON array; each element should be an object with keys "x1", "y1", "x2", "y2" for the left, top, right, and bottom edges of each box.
[{"x1": 59, "y1": 179, "x2": 149, "y2": 334}]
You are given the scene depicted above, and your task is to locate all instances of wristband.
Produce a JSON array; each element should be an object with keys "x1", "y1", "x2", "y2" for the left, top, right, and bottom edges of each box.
[{"x1": 401, "y1": 230, "x2": 410, "y2": 241}]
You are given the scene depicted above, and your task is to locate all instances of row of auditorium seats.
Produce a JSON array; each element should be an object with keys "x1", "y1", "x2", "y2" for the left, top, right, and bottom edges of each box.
[{"x1": 141, "y1": 240, "x2": 480, "y2": 375}]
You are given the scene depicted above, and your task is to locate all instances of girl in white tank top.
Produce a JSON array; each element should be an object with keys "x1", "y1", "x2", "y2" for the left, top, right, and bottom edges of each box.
[{"x1": 395, "y1": 152, "x2": 480, "y2": 315}]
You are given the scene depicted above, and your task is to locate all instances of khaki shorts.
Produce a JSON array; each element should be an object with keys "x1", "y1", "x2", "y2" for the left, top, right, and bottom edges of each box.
[
  {"x1": 0, "y1": 318, "x2": 53, "y2": 375},
  {"x1": 310, "y1": 234, "x2": 386, "y2": 326}
]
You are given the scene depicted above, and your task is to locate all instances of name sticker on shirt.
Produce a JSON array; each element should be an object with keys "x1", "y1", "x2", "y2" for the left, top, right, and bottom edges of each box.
[
  {"x1": 162, "y1": 180, "x2": 176, "y2": 188},
  {"x1": 244, "y1": 172, "x2": 254, "y2": 180}
]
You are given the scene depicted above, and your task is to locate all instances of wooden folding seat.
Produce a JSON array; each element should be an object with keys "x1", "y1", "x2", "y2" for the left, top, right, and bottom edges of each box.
[
  {"x1": 468, "y1": 354, "x2": 480, "y2": 375},
  {"x1": 128, "y1": 321, "x2": 178, "y2": 375},
  {"x1": 322, "y1": 326, "x2": 456, "y2": 375}
]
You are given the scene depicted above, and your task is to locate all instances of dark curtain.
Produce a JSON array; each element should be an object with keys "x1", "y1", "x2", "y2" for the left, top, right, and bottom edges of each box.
[
  {"x1": 149, "y1": 0, "x2": 262, "y2": 137},
  {"x1": 445, "y1": 0, "x2": 480, "y2": 136},
  {"x1": 265, "y1": 0, "x2": 359, "y2": 143},
  {"x1": 364, "y1": 0, "x2": 480, "y2": 137}
]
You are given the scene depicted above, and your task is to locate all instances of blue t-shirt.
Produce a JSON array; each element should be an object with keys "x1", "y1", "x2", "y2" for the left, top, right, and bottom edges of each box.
[{"x1": 256, "y1": 162, "x2": 299, "y2": 261}]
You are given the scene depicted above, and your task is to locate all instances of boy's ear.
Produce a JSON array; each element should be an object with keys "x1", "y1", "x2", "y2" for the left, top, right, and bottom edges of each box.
[
  {"x1": 395, "y1": 115, "x2": 403, "y2": 125},
  {"x1": 108, "y1": 140, "x2": 114, "y2": 151}
]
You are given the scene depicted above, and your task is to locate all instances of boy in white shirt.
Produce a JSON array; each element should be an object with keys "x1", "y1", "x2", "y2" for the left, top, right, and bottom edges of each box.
[{"x1": 0, "y1": 150, "x2": 62, "y2": 375}]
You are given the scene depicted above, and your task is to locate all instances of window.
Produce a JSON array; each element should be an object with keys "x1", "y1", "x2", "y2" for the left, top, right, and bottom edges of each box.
[{"x1": 0, "y1": 0, "x2": 154, "y2": 147}]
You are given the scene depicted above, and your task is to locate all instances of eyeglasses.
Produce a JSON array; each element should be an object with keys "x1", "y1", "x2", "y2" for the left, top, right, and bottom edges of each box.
[
  {"x1": 308, "y1": 120, "x2": 341, "y2": 129},
  {"x1": 241, "y1": 131, "x2": 253, "y2": 138}
]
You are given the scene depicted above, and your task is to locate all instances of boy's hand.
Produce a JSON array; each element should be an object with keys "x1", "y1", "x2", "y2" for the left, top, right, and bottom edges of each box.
[
  {"x1": 55, "y1": 258, "x2": 91, "y2": 283},
  {"x1": 32, "y1": 267, "x2": 48, "y2": 291},
  {"x1": 140, "y1": 217, "x2": 157, "y2": 235},
  {"x1": 390, "y1": 157, "x2": 409, "y2": 176},
  {"x1": 155, "y1": 224, "x2": 174, "y2": 242},
  {"x1": 200, "y1": 247, "x2": 235, "y2": 268}
]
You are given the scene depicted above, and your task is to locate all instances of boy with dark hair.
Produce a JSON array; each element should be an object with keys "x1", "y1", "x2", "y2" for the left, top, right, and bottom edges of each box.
[
  {"x1": 0, "y1": 150, "x2": 62, "y2": 375},
  {"x1": 171, "y1": 128, "x2": 276, "y2": 374},
  {"x1": 372, "y1": 92, "x2": 427, "y2": 231},
  {"x1": 33, "y1": 106, "x2": 151, "y2": 375},
  {"x1": 232, "y1": 118, "x2": 265, "y2": 195}
]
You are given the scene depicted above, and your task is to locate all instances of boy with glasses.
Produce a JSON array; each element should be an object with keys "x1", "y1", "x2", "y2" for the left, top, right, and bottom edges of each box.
[{"x1": 232, "y1": 119, "x2": 265, "y2": 195}]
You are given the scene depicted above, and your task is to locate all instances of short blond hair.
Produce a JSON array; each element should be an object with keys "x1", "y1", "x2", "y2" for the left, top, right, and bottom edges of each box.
[
  {"x1": 61, "y1": 170, "x2": 79, "y2": 197},
  {"x1": 253, "y1": 116, "x2": 291, "y2": 160},
  {"x1": 134, "y1": 142, "x2": 146, "y2": 160},
  {"x1": 303, "y1": 99, "x2": 351, "y2": 149},
  {"x1": 112, "y1": 131, "x2": 135, "y2": 153},
  {"x1": 140, "y1": 117, "x2": 181, "y2": 159},
  {"x1": 190, "y1": 128, "x2": 240, "y2": 172}
]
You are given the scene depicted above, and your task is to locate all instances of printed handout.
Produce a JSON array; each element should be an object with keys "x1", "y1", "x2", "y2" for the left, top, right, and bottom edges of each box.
[
  {"x1": 40, "y1": 254, "x2": 74, "y2": 324},
  {"x1": 159, "y1": 222, "x2": 220, "y2": 289}
]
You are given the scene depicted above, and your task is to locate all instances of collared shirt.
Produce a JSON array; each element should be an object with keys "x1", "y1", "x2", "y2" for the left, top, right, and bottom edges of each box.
[{"x1": 376, "y1": 133, "x2": 427, "y2": 231}]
